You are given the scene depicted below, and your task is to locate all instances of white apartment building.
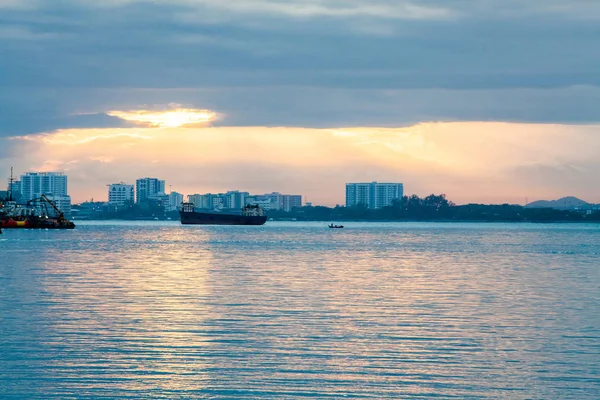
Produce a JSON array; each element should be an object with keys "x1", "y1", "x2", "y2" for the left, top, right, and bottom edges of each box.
[
  {"x1": 346, "y1": 182, "x2": 404, "y2": 209},
  {"x1": 263, "y1": 192, "x2": 303, "y2": 212},
  {"x1": 261, "y1": 193, "x2": 281, "y2": 210},
  {"x1": 345, "y1": 183, "x2": 370, "y2": 208},
  {"x1": 188, "y1": 191, "x2": 303, "y2": 212},
  {"x1": 187, "y1": 194, "x2": 203, "y2": 208},
  {"x1": 188, "y1": 191, "x2": 249, "y2": 210},
  {"x1": 188, "y1": 193, "x2": 223, "y2": 210},
  {"x1": 245, "y1": 198, "x2": 272, "y2": 211},
  {"x1": 15, "y1": 172, "x2": 71, "y2": 217},
  {"x1": 282, "y1": 195, "x2": 302, "y2": 211},
  {"x1": 108, "y1": 183, "x2": 134, "y2": 206},
  {"x1": 224, "y1": 191, "x2": 249, "y2": 209},
  {"x1": 19, "y1": 172, "x2": 68, "y2": 201},
  {"x1": 168, "y1": 192, "x2": 184, "y2": 212},
  {"x1": 136, "y1": 178, "x2": 165, "y2": 204}
]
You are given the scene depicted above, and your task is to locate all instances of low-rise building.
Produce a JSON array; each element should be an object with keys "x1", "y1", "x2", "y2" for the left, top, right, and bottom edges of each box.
[
  {"x1": 108, "y1": 183, "x2": 134, "y2": 206},
  {"x1": 44, "y1": 194, "x2": 73, "y2": 219},
  {"x1": 263, "y1": 192, "x2": 302, "y2": 211},
  {"x1": 188, "y1": 190, "x2": 303, "y2": 212},
  {"x1": 245, "y1": 197, "x2": 273, "y2": 211}
]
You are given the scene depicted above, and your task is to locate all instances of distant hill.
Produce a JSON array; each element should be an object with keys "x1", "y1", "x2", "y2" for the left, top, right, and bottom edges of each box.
[{"x1": 526, "y1": 196, "x2": 595, "y2": 210}]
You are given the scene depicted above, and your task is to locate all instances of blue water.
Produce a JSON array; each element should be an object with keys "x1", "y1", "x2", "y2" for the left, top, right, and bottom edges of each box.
[{"x1": 1, "y1": 221, "x2": 599, "y2": 399}]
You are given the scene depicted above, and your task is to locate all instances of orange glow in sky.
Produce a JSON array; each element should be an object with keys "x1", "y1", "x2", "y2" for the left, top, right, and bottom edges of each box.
[
  {"x1": 5, "y1": 118, "x2": 600, "y2": 206},
  {"x1": 108, "y1": 108, "x2": 218, "y2": 128}
]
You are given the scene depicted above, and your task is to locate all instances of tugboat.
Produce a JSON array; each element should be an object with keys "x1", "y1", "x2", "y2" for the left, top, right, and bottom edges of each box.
[
  {"x1": 180, "y1": 202, "x2": 267, "y2": 225},
  {"x1": 0, "y1": 194, "x2": 75, "y2": 229},
  {"x1": 1, "y1": 169, "x2": 75, "y2": 229}
]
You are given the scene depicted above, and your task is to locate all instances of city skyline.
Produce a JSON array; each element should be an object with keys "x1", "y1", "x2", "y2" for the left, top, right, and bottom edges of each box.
[
  {"x1": 4, "y1": 167, "x2": 599, "y2": 208},
  {"x1": 1, "y1": 1, "x2": 600, "y2": 205},
  {"x1": 1, "y1": 3, "x2": 598, "y2": 398},
  {"x1": 2, "y1": 169, "x2": 307, "y2": 218}
]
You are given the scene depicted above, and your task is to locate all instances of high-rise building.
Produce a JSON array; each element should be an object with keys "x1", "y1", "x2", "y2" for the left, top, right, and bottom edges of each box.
[
  {"x1": 19, "y1": 172, "x2": 67, "y2": 201},
  {"x1": 168, "y1": 192, "x2": 184, "y2": 212},
  {"x1": 16, "y1": 172, "x2": 71, "y2": 216},
  {"x1": 135, "y1": 178, "x2": 165, "y2": 204},
  {"x1": 188, "y1": 193, "x2": 222, "y2": 209},
  {"x1": 345, "y1": 183, "x2": 370, "y2": 208},
  {"x1": 188, "y1": 190, "x2": 302, "y2": 212},
  {"x1": 187, "y1": 194, "x2": 202, "y2": 208},
  {"x1": 263, "y1": 192, "x2": 303, "y2": 212},
  {"x1": 346, "y1": 182, "x2": 404, "y2": 209},
  {"x1": 188, "y1": 191, "x2": 249, "y2": 210},
  {"x1": 282, "y1": 195, "x2": 302, "y2": 211},
  {"x1": 107, "y1": 183, "x2": 134, "y2": 206},
  {"x1": 4, "y1": 179, "x2": 22, "y2": 202},
  {"x1": 224, "y1": 191, "x2": 249, "y2": 209},
  {"x1": 262, "y1": 192, "x2": 282, "y2": 210}
]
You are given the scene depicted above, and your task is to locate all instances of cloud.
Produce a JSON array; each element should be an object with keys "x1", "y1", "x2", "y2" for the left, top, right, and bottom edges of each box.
[
  {"x1": 65, "y1": 0, "x2": 600, "y2": 21},
  {"x1": 0, "y1": 24, "x2": 62, "y2": 40},
  {"x1": 509, "y1": 162, "x2": 600, "y2": 199},
  {"x1": 1, "y1": 0, "x2": 599, "y2": 93},
  {"x1": 0, "y1": 0, "x2": 39, "y2": 10},
  {"x1": 2, "y1": 85, "x2": 599, "y2": 141},
  {"x1": 0, "y1": 109, "x2": 136, "y2": 137},
  {"x1": 89, "y1": 156, "x2": 114, "y2": 163},
  {"x1": 169, "y1": 0, "x2": 455, "y2": 21},
  {"x1": 107, "y1": 107, "x2": 219, "y2": 128},
  {"x1": 3, "y1": 122, "x2": 600, "y2": 205},
  {"x1": 11, "y1": 130, "x2": 153, "y2": 145},
  {"x1": 1, "y1": 0, "x2": 599, "y2": 204}
]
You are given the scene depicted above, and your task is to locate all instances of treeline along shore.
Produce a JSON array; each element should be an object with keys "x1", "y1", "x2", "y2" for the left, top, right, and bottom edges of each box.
[
  {"x1": 270, "y1": 195, "x2": 600, "y2": 223},
  {"x1": 73, "y1": 194, "x2": 600, "y2": 223}
]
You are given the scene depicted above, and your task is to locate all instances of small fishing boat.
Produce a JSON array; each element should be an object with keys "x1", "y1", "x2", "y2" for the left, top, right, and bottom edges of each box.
[{"x1": 328, "y1": 223, "x2": 344, "y2": 229}]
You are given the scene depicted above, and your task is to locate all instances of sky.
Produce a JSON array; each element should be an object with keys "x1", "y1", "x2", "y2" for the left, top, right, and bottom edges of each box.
[{"x1": 1, "y1": 0, "x2": 599, "y2": 205}]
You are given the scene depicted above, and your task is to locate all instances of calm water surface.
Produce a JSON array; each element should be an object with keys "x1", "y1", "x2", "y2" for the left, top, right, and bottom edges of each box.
[{"x1": 1, "y1": 221, "x2": 599, "y2": 399}]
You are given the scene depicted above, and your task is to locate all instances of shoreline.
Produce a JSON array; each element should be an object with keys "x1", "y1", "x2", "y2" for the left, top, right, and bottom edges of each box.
[{"x1": 72, "y1": 217, "x2": 600, "y2": 224}]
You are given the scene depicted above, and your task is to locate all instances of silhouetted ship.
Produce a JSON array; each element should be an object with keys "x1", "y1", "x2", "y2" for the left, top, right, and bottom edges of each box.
[{"x1": 179, "y1": 203, "x2": 267, "y2": 225}]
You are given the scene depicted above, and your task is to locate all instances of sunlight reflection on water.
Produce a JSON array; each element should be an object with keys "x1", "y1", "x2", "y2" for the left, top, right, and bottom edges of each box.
[{"x1": 1, "y1": 222, "x2": 599, "y2": 398}]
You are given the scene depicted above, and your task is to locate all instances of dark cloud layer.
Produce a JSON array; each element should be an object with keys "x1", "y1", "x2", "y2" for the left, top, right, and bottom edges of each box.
[
  {"x1": 0, "y1": 110, "x2": 135, "y2": 136},
  {"x1": 0, "y1": 0, "x2": 599, "y2": 136}
]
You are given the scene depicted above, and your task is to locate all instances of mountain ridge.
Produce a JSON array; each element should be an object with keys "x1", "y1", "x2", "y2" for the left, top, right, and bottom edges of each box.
[{"x1": 526, "y1": 196, "x2": 596, "y2": 210}]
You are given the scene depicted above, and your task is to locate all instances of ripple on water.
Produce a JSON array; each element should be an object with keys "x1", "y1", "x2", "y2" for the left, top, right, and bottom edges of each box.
[{"x1": 0, "y1": 221, "x2": 599, "y2": 399}]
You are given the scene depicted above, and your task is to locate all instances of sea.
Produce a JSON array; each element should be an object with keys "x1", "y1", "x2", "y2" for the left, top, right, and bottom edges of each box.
[{"x1": 0, "y1": 221, "x2": 599, "y2": 399}]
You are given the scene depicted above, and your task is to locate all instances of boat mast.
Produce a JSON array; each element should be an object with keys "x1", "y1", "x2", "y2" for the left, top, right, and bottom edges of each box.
[{"x1": 7, "y1": 167, "x2": 14, "y2": 202}]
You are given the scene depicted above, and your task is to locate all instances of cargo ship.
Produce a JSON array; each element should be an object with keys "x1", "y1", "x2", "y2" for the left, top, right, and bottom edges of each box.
[{"x1": 180, "y1": 202, "x2": 267, "y2": 225}]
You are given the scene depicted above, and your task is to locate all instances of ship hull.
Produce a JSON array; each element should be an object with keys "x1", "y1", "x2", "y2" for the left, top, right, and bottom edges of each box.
[
  {"x1": 1, "y1": 217, "x2": 75, "y2": 229},
  {"x1": 180, "y1": 211, "x2": 267, "y2": 225}
]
